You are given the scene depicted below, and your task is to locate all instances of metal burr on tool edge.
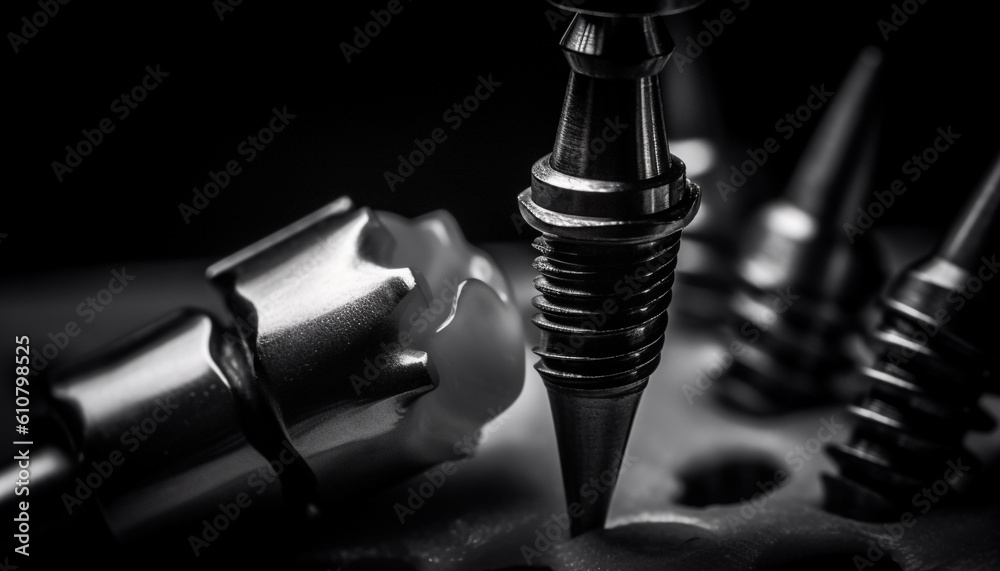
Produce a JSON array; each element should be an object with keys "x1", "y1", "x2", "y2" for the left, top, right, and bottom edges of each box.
[
  {"x1": 824, "y1": 152, "x2": 1000, "y2": 521},
  {"x1": 518, "y1": 0, "x2": 704, "y2": 536}
]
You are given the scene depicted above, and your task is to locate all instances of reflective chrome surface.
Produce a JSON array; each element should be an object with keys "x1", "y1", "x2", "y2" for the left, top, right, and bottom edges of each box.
[
  {"x1": 518, "y1": 4, "x2": 702, "y2": 536},
  {"x1": 40, "y1": 197, "x2": 524, "y2": 540}
]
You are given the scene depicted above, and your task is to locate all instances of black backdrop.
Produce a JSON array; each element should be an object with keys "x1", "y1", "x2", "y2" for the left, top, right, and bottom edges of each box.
[{"x1": 6, "y1": 0, "x2": 999, "y2": 275}]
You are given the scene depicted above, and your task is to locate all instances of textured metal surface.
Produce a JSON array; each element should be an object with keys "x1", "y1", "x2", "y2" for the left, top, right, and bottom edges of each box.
[
  {"x1": 208, "y1": 200, "x2": 437, "y2": 506},
  {"x1": 518, "y1": 7, "x2": 701, "y2": 536},
  {"x1": 717, "y1": 48, "x2": 887, "y2": 414},
  {"x1": 209, "y1": 199, "x2": 525, "y2": 510},
  {"x1": 825, "y1": 153, "x2": 1000, "y2": 521},
  {"x1": 287, "y1": 244, "x2": 1000, "y2": 571},
  {"x1": 51, "y1": 311, "x2": 285, "y2": 541},
  {"x1": 14, "y1": 198, "x2": 524, "y2": 542},
  {"x1": 5, "y1": 237, "x2": 996, "y2": 568}
]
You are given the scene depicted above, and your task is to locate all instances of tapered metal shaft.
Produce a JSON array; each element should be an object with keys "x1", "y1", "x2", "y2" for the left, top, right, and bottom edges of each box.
[{"x1": 519, "y1": 1, "x2": 703, "y2": 535}]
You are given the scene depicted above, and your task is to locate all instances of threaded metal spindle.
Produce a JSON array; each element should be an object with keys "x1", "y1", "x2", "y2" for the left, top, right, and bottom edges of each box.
[
  {"x1": 825, "y1": 300, "x2": 994, "y2": 518},
  {"x1": 531, "y1": 235, "x2": 680, "y2": 387},
  {"x1": 824, "y1": 151, "x2": 1000, "y2": 521},
  {"x1": 516, "y1": 3, "x2": 703, "y2": 535}
]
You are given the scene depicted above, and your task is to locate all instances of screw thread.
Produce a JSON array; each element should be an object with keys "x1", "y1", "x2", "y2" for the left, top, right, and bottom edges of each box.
[
  {"x1": 530, "y1": 233, "x2": 682, "y2": 392},
  {"x1": 824, "y1": 276, "x2": 995, "y2": 520}
]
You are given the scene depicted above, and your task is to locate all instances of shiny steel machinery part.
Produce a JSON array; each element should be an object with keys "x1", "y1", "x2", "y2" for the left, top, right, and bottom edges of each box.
[
  {"x1": 5, "y1": 197, "x2": 523, "y2": 541},
  {"x1": 824, "y1": 152, "x2": 1000, "y2": 521},
  {"x1": 716, "y1": 48, "x2": 887, "y2": 415},
  {"x1": 517, "y1": 0, "x2": 703, "y2": 536}
]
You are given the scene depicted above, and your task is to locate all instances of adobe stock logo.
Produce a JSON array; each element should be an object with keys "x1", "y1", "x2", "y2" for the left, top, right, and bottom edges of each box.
[
  {"x1": 842, "y1": 125, "x2": 959, "y2": 243},
  {"x1": 340, "y1": 0, "x2": 413, "y2": 63},
  {"x1": 61, "y1": 397, "x2": 180, "y2": 514},
  {"x1": 51, "y1": 65, "x2": 170, "y2": 182},
  {"x1": 212, "y1": 0, "x2": 243, "y2": 21},
  {"x1": 877, "y1": 0, "x2": 929, "y2": 41},
  {"x1": 178, "y1": 106, "x2": 296, "y2": 223},
  {"x1": 384, "y1": 74, "x2": 501, "y2": 192},
  {"x1": 8, "y1": 0, "x2": 71, "y2": 54}
]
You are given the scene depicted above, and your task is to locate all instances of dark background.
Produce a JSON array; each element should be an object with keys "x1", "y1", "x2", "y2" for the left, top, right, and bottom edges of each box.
[
  {"x1": 4, "y1": 0, "x2": 998, "y2": 274},
  {"x1": 3, "y1": 2, "x2": 999, "y2": 568}
]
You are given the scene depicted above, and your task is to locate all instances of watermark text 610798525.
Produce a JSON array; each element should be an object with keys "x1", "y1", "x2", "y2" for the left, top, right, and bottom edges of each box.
[{"x1": 13, "y1": 335, "x2": 32, "y2": 558}]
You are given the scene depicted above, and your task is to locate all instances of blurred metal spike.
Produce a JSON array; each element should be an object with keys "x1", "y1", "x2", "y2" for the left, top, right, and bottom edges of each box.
[
  {"x1": 939, "y1": 152, "x2": 1000, "y2": 270},
  {"x1": 787, "y1": 47, "x2": 884, "y2": 218},
  {"x1": 716, "y1": 47, "x2": 887, "y2": 415},
  {"x1": 824, "y1": 149, "x2": 1000, "y2": 520}
]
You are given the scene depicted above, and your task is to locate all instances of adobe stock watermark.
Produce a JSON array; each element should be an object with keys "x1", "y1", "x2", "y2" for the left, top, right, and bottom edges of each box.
[
  {"x1": 542, "y1": 0, "x2": 583, "y2": 31},
  {"x1": 877, "y1": 0, "x2": 929, "y2": 41},
  {"x1": 51, "y1": 65, "x2": 170, "y2": 182},
  {"x1": 682, "y1": 287, "x2": 800, "y2": 404},
  {"x1": 213, "y1": 0, "x2": 243, "y2": 21},
  {"x1": 178, "y1": 106, "x2": 296, "y2": 223},
  {"x1": 510, "y1": 116, "x2": 628, "y2": 235},
  {"x1": 341, "y1": 0, "x2": 413, "y2": 63},
  {"x1": 187, "y1": 439, "x2": 302, "y2": 556},
  {"x1": 8, "y1": 0, "x2": 71, "y2": 54},
  {"x1": 673, "y1": 0, "x2": 751, "y2": 73},
  {"x1": 393, "y1": 406, "x2": 511, "y2": 524},
  {"x1": 853, "y1": 458, "x2": 970, "y2": 570},
  {"x1": 717, "y1": 83, "x2": 834, "y2": 202},
  {"x1": 843, "y1": 125, "x2": 959, "y2": 243},
  {"x1": 29, "y1": 268, "x2": 137, "y2": 376},
  {"x1": 60, "y1": 396, "x2": 180, "y2": 514},
  {"x1": 725, "y1": 416, "x2": 843, "y2": 531},
  {"x1": 521, "y1": 451, "x2": 638, "y2": 565},
  {"x1": 384, "y1": 73, "x2": 501, "y2": 192}
]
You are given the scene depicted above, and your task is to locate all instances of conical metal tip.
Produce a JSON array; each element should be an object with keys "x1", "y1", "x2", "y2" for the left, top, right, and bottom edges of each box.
[
  {"x1": 786, "y1": 46, "x2": 884, "y2": 218},
  {"x1": 545, "y1": 380, "x2": 646, "y2": 536},
  {"x1": 939, "y1": 151, "x2": 1000, "y2": 270}
]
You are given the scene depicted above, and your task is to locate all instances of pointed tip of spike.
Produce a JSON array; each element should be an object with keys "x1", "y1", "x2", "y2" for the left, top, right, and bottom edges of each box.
[
  {"x1": 544, "y1": 379, "x2": 647, "y2": 536},
  {"x1": 785, "y1": 46, "x2": 885, "y2": 218},
  {"x1": 858, "y1": 45, "x2": 884, "y2": 67},
  {"x1": 939, "y1": 152, "x2": 1000, "y2": 270}
]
